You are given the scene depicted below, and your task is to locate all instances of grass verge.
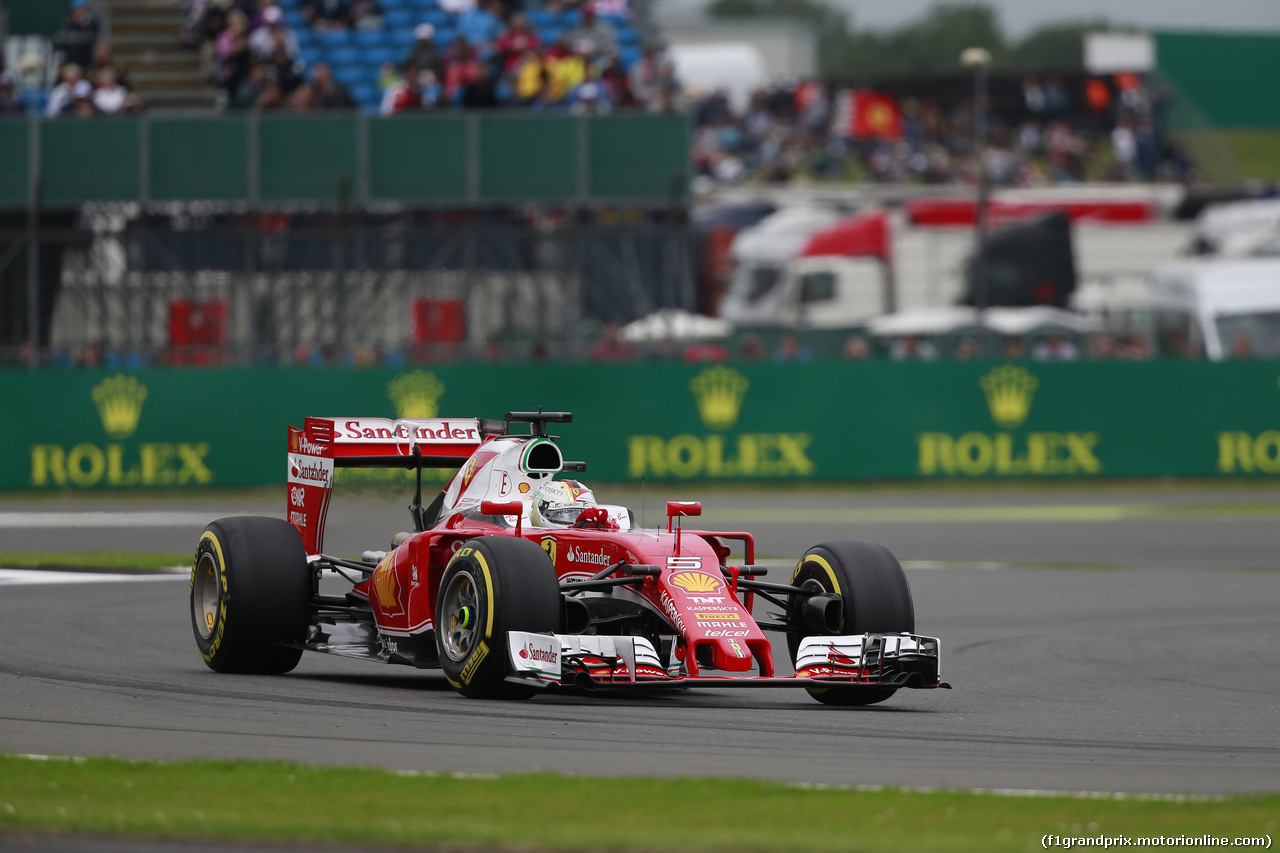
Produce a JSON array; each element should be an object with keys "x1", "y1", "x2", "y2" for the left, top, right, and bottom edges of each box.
[
  {"x1": 1175, "y1": 129, "x2": 1280, "y2": 184},
  {"x1": 0, "y1": 552, "x2": 189, "y2": 571},
  {"x1": 0, "y1": 755, "x2": 1274, "y2": 853}
]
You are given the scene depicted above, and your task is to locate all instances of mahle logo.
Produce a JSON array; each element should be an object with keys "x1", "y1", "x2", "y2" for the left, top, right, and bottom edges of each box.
[
  {"x1": 92, "y1": 375, "x2": 148, "y2": 440},
  {"x1": 689, "y1": 366, "x2": 748, "y2": 431},
  {"x1": 980, "y1": 364, "x2": 1038, "y2": 429},
  {"x1": 917, "y1": 364, "x2": 1100, "y2": 477},
  {"x1": 388, "y1": 371, "x2": 444, "y2": 419}
]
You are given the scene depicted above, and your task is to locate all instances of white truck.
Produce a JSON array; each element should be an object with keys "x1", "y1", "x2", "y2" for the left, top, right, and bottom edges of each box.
[{"x1": 1149, "y1": 259, "x2": 1280, "y2": 359}]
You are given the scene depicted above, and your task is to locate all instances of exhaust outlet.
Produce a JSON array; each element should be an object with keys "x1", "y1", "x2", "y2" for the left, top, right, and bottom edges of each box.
[{"x1": 801, "y1": 593, "x2": 842, "y2": 633}]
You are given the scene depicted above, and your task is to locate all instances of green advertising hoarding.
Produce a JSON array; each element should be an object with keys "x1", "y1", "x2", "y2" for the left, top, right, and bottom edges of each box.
[{"x1": 0, "y1": 362, "x2": 1277, "y2": 491}]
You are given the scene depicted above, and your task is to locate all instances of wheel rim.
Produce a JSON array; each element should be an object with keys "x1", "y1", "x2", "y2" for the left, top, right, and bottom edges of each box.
[
  {"x1": 440, "y1": 569, "x2": 481, "y2": 662},
  {"x1": 194, "y1": 552, "x2": 220, "y2": 640}
]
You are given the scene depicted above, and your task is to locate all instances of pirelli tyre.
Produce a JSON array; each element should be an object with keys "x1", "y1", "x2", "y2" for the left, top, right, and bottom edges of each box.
[
  {"x1": 787, "y1": 540, "x2": 915, "y2": 707},
  {"x1": 436, "y1": 536, "x2": 560, "y2": 700},
  {"x1": 191, "y1": 516, "x2": 312, "y2": 674}
]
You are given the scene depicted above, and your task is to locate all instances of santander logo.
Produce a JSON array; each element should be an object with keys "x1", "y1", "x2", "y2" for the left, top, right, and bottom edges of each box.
[
  {"x1": 566, "y1": 545, "x2": 611, "y2": 566},
  {"x1": 520, "y1": 642, "x2": 557, "y2": 663}
]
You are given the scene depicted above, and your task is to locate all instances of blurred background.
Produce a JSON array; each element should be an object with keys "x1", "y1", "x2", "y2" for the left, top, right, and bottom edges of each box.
[{"x1": 1, "y1": 0, "x2": 1279, "y2": 489}]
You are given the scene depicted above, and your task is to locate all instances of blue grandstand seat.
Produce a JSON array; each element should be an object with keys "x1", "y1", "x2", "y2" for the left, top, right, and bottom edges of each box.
[
  {"x1": 364, "y1": 46, "x2": 398, "y2": 67},
  {"x1": 420, "y1": 9, "x2": 450, "y2": 26},
  {"x1": 354, "y1": 28, "x2": 388, "y2": 46},
  {"x1": 384, "y1": 8, "x2": 414, "y2": 27},
  {"x1": 298, "y1": 47, "x2": 323, "y2": 68},
  {"x1": 295, "y1": 28, "x2": 318, "y2": 48},
  {"x1": 538, "y1": 26, "x2": 563, "y2": 45},
  {"x1": 329, "y1": 46, "x2": 361, "y2": 64},
  {"x1": 620, "y1": 45, "x2": 641, "y2": 69},
  {"x1": 351, "y1": 83, "x2": 380, "y2": 105},
  {"x1": 276, "y1": 0, "x2": 301, "y2": 8},
  {"x1": 601, "y1": 13, "x2": 628, "y2": 25},
  {"x1": 615, "y1": 27, "x2": 639, "y2": 47},
  {"x1": 388, "y1": 28, "x2": 417, "y2": 47},
  {"x1": 333, "y1": 65, "x2": 367, "y2": 87},
  {"x1": 283, "y1": 10, "x2": 306, "y2": 28},
  {"x1": 381, "y1": 0, "x2": 413, "y2": 7},
  {"x1": 528, "y1": 9, "x2": 556, "y2": 26},
  {"x1": 434, "y1": 26, "x2": 457, "y2": 45},
  {"x1": 318, "y1": 29, "x2": 353, "y2": 46},
  {"x1": 559, "y1": 9, "x2": 581, "y2": 26},
  {"x1": 408, "y1": 0, "x2": 439, "y2": 10}
]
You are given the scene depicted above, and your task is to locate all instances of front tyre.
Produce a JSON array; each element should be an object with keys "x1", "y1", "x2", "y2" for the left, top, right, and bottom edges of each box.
[
  {"x1": 191, "y1": 516, "x2": 311, "y2": 674},
  {"x1": 435, "y1": 536, "x2": 560, "y2": 700},
  {"x1": 788, "y1": 540, "x2": 915, "y2": 707}
]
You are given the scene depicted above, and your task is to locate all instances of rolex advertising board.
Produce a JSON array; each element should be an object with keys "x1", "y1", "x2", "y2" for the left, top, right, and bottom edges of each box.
[{"x1": 0, "y1": 362, "x2": 1276, "y2": 490}]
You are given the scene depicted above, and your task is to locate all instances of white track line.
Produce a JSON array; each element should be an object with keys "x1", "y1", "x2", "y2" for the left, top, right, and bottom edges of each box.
[
  {"x1": 0, "y1": 511, "x2": 225, "y2": 528},
  {"x1": 0, "y1": 569, "x2": 188, "y2": 586}
]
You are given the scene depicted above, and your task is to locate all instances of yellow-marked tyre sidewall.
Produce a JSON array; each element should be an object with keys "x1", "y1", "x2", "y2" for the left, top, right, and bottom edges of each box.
[
  {"x1": 188, "y1": 517, "x2": 309, "y2": 675},
  {"x1": 437, "y1": 548, "x2": 499, "y2": 697},
  {"x1": 191, "y1": 531, "x2": 230, "y2": 664},
  {"x1": 787, "y1": 541, "x2": 914, "y2": 707},
  {"x1": 434, "y1": 536, "x2": 561, "y2": 700}
]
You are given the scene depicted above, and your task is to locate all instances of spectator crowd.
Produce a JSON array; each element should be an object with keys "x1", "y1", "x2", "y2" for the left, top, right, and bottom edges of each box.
[
  {"x1": 180, "y1": 0, "x2": 679, "y2": 115},
  {"x1": 689, "y1": 73, "x2": 1194, "y2": 189},
  {"x1": 1, "y1": 0, "x2": 144, "y2": 117}
]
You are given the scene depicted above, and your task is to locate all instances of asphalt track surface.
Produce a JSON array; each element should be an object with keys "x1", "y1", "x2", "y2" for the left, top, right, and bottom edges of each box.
[{"x1": 1, "y1": 483, "x2": 1278, "y2": 800}]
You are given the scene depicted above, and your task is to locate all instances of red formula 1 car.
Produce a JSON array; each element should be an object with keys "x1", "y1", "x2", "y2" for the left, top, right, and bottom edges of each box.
[{"x1": 190, "y1": 411, "x2": 949, "y2": 705}]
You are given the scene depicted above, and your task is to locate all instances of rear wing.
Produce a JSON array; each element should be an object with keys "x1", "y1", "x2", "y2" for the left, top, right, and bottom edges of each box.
[{"x1": 286, "y1": 416, "x2": 502, "y2": 554}]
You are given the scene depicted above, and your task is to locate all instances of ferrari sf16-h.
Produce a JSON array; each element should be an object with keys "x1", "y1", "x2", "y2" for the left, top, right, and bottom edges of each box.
[{"x1": 190, "y1": 411, "x2": 949, "y2": 705}]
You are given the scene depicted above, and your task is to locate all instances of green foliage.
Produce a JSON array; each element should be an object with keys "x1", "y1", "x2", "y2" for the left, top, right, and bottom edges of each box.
[{"x1": 707, "y1": 1, "x2": 1112, "y2": 79}]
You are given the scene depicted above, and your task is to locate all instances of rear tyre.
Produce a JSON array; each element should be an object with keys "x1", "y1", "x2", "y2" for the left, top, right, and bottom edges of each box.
[
  {"x1": 787, "y1": 540, "x2": 915, "y2": 706},
  {"x1": 436, "y1": 536, "x2": 560, "y2": 700},
  {"x1": 191, "y1": 516, "x2": 311, "y2": 674}
]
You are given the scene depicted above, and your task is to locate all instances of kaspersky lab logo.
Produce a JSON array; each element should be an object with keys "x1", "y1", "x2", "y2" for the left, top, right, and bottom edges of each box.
[
  {"x1": 30, "y1": 375, "x2": 213, "y2": 488},
  {"x1": 628, "y1": 366, "x2": 813, "y2": 479},
  {"x1": 388, "y1": 371, "x2": 444, "y2": 419},
  {"x1": 917, "y1": 364, "x2": 1099, "y2": 477}
]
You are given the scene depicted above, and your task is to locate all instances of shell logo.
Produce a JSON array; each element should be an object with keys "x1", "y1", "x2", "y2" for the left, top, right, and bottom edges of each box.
[{"x1": 670, "y1": 571, "x2": 722, "y2": 593}]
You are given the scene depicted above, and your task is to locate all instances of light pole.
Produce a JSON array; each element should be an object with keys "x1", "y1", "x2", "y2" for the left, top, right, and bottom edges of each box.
[{"x1": 961, "y1": 47, "x2": 992, "y2": 345}]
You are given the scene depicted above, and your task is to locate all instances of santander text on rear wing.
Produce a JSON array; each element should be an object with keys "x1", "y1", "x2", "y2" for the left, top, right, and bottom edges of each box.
[{"x1": 286, "y1": 416, "x2": 498, "y2": 553}]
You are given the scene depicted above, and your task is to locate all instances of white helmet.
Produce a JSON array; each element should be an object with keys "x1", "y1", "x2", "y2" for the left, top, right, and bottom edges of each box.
[{"x1": 531, "y1": 479, "x2": 596, "y2": 528}]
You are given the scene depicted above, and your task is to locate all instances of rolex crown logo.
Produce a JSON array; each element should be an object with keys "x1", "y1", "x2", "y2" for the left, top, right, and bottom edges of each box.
[
  {"x1": 689, "y1": 366, "x2": 749, "y2": 431},
  {"x1": 92, "y1": 375, "x2": 148, "y2": 440},
  {"x1": 387, "y1": 370, "x2": 445, "y2": 419},
  {"x1": 980, "y1": 364, "x2": 1038, "y2": 429}
]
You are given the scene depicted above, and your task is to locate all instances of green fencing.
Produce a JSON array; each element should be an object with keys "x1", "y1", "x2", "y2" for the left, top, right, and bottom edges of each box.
[
  {"x1": 0, "y1": 113, "x2": 690, "y2": 208},
  {"x1": 2, "y1": 361, "x2": 1278, "y2": 491},
  {"x1": 1156, "y1": 31, "x2": 1280, "y2": 131}
]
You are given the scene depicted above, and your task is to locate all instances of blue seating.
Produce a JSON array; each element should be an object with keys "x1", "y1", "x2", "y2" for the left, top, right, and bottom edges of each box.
[
  {"x1": 559, "y1": 9, "x2": 581, "y2": 27},
  {"x1": 295, "y1": 28, "x2": 318, "y2": 48},
  {"x1": 298, "y1": 46, "x2": 323, "y2": 68},
  {"x1": 329, "y1": 45, "x2": 361, "y2": 64},
  {"x1": 354, "y1": 28, "x2": 387, "y2": 45},
  {"x1": 388, "y1": 28, "x2": 417, "y2": 47},
  {"x1": 538, "y1": 26, "x2": 563, "y2": 45},
  {"x1": 615, "y1": 27, "x2": 638, "y2": 47},
  {"x1": 528, "y1": 9, "x2": 556, "y2": 26},
  {"x1": 620, "y1": 45, "x2": 641, "y2": 69},
  {"x1": 381, "y1": 0, "x2": 413, "y2": 8},
  {"x1": 332, "y1": 65, "x2": 367, "y2": 87},
  {"x1": 408, "y1": 0, "x2": 439, "y2": 10},
  {"x1": 384, "y1": 8, "x2": 414, "y2": 27},
  {"x1": 364, "y1": 45, "x2": 398, "y2": 67},
  {"x1": 434, "y1": 26, "x2": 457, "y2": 45},
  {"x1": 601, "y1": 13, "x2": 628, "y2": 25},
  {"x1": 283, "y1": 10, "x2": 306, "y2": 28},
  {"x1": 420, "y1": 9, "x2": 450, "y2": 26},
  {"x1": 318, "y1": 29, "x2": 353, "y2": 46}
]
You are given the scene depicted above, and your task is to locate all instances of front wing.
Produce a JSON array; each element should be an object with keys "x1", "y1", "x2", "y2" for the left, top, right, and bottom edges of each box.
[{"x1": 506, "y1": 631, "x2": 950, "y2": 691}]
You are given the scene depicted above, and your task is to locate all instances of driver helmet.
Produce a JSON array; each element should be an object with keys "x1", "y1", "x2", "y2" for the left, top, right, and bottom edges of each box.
[{"x1": 531, "y1": 479, "x2": 596, "y2": 528}]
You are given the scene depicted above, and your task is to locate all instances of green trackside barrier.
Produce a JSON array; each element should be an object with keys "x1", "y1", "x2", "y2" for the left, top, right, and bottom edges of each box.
[
  {"x1": 1156, "y1": 31, "x2": 1280, "y2": 131},
  {"x1": 1, "y1": 361, "x2": 1278, "y2": 490},
  {"x1": 0, "y1": 113, "x2": 690, "y2": 208}
]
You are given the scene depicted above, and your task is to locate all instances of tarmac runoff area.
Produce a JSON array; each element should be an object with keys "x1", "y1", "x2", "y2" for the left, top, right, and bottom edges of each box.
[{"x1": 0, "y1": 483, "x2": 1277, "y2": 799}]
